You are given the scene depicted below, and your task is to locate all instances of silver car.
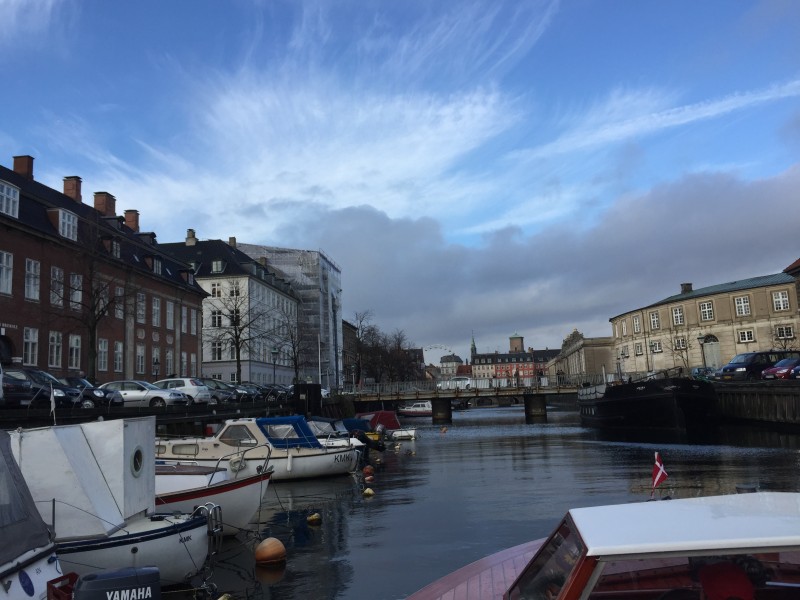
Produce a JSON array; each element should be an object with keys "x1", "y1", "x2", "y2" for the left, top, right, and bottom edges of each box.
[
  {"x1": 99, "y1": 380, "x2": 189, "y2": 408},
  {"x1": 153, "y1": 377, "x2": 214, "y2": 405}
]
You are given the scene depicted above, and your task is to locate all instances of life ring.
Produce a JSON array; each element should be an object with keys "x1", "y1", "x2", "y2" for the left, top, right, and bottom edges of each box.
[{"x1": 229, "y1": 456, "x2": 247, "y2": 472}]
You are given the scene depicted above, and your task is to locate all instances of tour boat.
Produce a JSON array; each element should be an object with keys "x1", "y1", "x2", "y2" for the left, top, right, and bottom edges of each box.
[
  {"x1": 10, "y1": 417, "x2": 217, "y2": 587},
  {"x1": 397, "y1": 400, "x2": 433, "y2": 417},
  {"x1": 155, "y1": 415, "x2": 361, "y2": 481},
  {"x1": 407, "y1": 491, "x2": 800, "y2": 600},
  {"x1": 155, "y1": 460, "x2": 273, "y2": 536}
]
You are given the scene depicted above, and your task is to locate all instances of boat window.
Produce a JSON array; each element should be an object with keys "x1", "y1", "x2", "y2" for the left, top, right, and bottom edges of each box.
[
  {"x1": 170, "y1": 443, "x2": 200, "y2": 456},
  {"x1": 219, "y1": 425, "x2": 258, "y2": 447},
  {"x1": 266, "y1": 424, "x2": 300, "y2": 440},
  {"x1": 507, "y1": 519, "x2": 584, "y2": 600}
]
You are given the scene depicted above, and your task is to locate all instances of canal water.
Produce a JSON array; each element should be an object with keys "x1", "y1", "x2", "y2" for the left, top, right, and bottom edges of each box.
[{"x1": 192, "y1": 405, "x2": 800, "y2": 600}]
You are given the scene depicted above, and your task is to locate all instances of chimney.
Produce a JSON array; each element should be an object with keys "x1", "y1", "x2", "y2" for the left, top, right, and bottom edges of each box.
[
  {"x1": 93, "y1": 191, "x2": 116, "y2": 216},
  {"x1": 13, "y1": 155, "x2": 34, "y2": 180},
  {"x1": 63, "y1": 176, "x2": 82, "y2": 202},
  {"x1": 186, "y1": 229, "x2": 197, "y2": 246},
  {"x1": 680, "y1": 283, "x2": 693, "y2": 294},
  {"x1": 124, "y1": 209, "x2": 140, "y2": 232},
  {"x1": 228, "y1": 236, "x2": 237, "y2": 248}
]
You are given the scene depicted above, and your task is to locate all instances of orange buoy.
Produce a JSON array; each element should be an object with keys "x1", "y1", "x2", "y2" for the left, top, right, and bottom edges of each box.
[
  {"x1": 255, "y1": 537, "x2": 287, "y2": 565},
  {"x1": 363, "y1": 465, "x2": 375, "y2": 476}
]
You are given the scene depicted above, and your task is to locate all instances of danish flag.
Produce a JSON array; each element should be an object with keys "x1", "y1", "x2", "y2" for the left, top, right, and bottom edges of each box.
[{"x1": 651, "y1": 452, "x2": 668, "y2": 497}]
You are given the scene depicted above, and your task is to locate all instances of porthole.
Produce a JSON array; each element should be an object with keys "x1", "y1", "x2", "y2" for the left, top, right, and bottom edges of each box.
[{"x1": 131, "y1": 446, "x2": 144, "y2": 477}]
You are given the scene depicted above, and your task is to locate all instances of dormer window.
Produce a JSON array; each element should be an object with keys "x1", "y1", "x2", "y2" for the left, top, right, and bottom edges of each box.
[
  {"x1": 112, "y1": 240, "x2": 121, "y2": 258},
  {"x1": 211, "y1": 260, "x2": 225, "y2": 273},
  {"x1": 153, "y1": 257, "x2": 162, "y2": 275},
  {"x1": 0, "y1": 180, "x2": 19, "y2": 218},
  {"x1": 59, "y1": 210, "x2": 78, "y2": 241}
]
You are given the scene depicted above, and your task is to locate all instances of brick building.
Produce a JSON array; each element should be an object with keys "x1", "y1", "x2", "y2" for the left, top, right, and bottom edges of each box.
[{"x1": 0, "y1": 155, "x2": 205, "y2": 383}]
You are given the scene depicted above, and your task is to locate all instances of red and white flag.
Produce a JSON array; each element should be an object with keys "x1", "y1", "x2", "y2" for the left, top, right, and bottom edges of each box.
[{"x1": 651, "y1": 452, "x2": 668, "y2": 495}]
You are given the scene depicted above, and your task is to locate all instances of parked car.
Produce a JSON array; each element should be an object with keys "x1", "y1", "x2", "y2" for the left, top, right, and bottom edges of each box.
[
  {"x1": 59, "y1": 376, "x2": 124, "y2": 407},
  {"x1": 1, "y1": 364, "x2": 33, "y2": 408},
  {"x1": 789, "y1": 363, "x2": 800, "y2": 380},
  {"x1": 236, "y1": 383, "x2": 264, "y2": 403},
  {"x1": 99, "y1": 380, "x2": 190, "y2": 408},
  {"x1": 761, "y1": 358, "x2": 800, "y2": 380},
  {"x1": 153, "y1": 377, "x2": 213, "y2": 404},
  {"x1": 3, "y1": 367, "x2": 88, "y2": 408},
  {"x1": 690, "y1": 367, "x2": 716, "y2": 381},
  {"x1": 197, "y1": 378, "x2": 237, "y2": 404},
  {"x1": 259, "y1": 383, "x2": 288, "y2": 403},
  {"x1": 437, "y1": 376, "x2": 472, "y2": 390},
  {"x1": 716, "y1": 350, "x2": 800, "y2": 382}
]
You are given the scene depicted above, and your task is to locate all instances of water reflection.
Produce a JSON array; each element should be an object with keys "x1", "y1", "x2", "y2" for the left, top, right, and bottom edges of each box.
[{"x1": 191, "y1": 407, "x2": 800, "y2": 600}]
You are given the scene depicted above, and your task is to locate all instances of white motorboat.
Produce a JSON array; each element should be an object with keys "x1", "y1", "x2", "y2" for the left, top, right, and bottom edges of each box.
[
  {"x1": 397, "y1": 400, "x2": 432, "y2": 417},
  {"x1": 0, "y1": 429, "x2": 64, "y2": 600},
  {"x1": 9, "y1": 417, "x2": 218, "y2": 587},
  {"x1": 156, "y1": 416, "x2": 361, "y2": 481},
  {"x1": 155, "y1": 460, "x2": 273, "y2": 536}
]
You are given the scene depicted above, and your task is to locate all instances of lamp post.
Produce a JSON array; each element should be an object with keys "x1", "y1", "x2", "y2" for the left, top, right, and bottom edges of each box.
[
  {"x1": 152, "y1": 358, "x2": 160, "y2": 379},
  {"x1": 271, "y1": 348, "x2": 279, "y2": 385},
  {"x1": 697, "y1": 334, "x2": 706, "y2": 369}
]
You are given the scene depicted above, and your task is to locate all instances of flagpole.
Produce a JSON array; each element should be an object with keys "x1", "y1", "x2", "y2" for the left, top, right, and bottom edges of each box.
[{"x1": 50, "y1": 382, "x2": 57, "y2": 426}]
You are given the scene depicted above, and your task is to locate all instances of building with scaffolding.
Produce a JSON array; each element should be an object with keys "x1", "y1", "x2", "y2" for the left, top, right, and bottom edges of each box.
[{"x1": 238, "y1": 244, "x2": 343, "y2": 388}]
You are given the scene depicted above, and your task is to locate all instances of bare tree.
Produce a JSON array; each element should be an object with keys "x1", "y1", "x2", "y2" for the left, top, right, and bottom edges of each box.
[
  {"x1": 772, "y1": 324, "x2": 799, "y2": 350},
  {"x1": 271, "y1": 300, "x2": 312, "y2": 383}
]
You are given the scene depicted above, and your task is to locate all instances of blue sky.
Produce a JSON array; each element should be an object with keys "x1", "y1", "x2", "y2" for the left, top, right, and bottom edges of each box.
[{"x1": 3, "y1": 0, "x2": 800, "y2": 363}]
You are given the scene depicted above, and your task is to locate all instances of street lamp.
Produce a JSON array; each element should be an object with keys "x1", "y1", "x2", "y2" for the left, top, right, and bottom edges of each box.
[
  {"x1": 697, "y1": 334, "x2": 707, "y2": 369},
  {"x1": 271, "y1": 348, "x2": 279, "y2": 385},
  {"x1": 152, "y1": 358, "x2": 160, "y2": 378}
]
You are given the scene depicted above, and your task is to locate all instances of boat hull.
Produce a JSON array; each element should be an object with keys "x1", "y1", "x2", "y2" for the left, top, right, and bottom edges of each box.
[
  {"x1": 578, "y1": 377, "x2": 717, "y2": 431},
  {"x1": 55, "y1": 514, "x2": 209, "y2": 586},
  {"x1": 156, "y1": 470, "x2": 271, "y2": 535},
  {"x1": 0, "y1": 545, "x2": 63, "y2": 600}
]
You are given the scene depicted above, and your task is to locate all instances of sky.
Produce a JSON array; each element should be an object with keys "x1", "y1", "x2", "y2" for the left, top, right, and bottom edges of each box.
[{"x1": 3, "y1": 0, "x2": 800, "y2": 365}]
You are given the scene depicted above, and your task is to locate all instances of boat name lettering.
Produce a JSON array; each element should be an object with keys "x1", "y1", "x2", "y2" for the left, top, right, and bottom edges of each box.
[
  {"x1": 179, "y1": 535, "x2": 192, "y2": 543},
  {"x1": 334, "y1": 454, "x2": 349, "y2": 463},
  {"x1": 105, "y1": 587, "x2": 153, "y2": 600}
]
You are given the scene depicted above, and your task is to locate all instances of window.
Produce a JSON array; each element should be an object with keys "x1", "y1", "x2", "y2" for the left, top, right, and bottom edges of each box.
[
  {"x1": 48, "y1": 331, "x2": 62, "y2": 368},
  {"x1": 48, "y1": 266, "x2": 63, "y2": 306},
  {"x1": 114, "y1": 341, "x2": 123, "y2": 372},
  {"x1": 230, "y1": 309, "x2": 240, "y2": 327},
  {"x1": 211, "y1": 260, "x2": 224, "y2": 273},
  {"x1": 111, "y1": 239, "x2": 121, "y2": 258},
  {"x1": 180, "y1": 352, "x2": 187, "y2": 376},
  {"x1": 649, "y1": 312, "x2": 660, "y2": 330},
  {"x1": 738, "y1": 329, "x2": 755, "y2": 343},
  {"x1": 0, "y1": 251, "x2": 12, "y2": 294},
  {"x1": 136, "y1": 292, "x2": 146, "y2": 323},
  {"x1": 211, "y1": 341, "x2": 223, "y2": 361},
  {"x1": 734, "y1": 296, "x2": 751, "y2": 317},
  {"x1": 152, "y1": 297, "x2": 161, "y2": 327},
  {"x1": 229, "y1": 373, "x2": 238, "y2": 383},
  {"x1": 651, "y1": 340, "x2": 662, "y2": 353},
  {"x1": 59, "y1": 210, "x2": 78, "y2": 241},
  {"x1": 190, "y1": 353, "x2": 197, "y2": 377},
  {"x1": 115, "y1": 286, "x2": 125, "y2": 318},
  {"x1": 136, "y1": 344, "x2": 145, "y2": 374},
  {"x1": 699, "y1": 301, "x2": 714, "y2": 321},
  {"x1": 0, "y1": 180, "x2": 20, "y2": 217},
  {"x1": 633, "y1": 315, "x2": 641, "y2": 334},
  {"x1": 190, "y1": 309, "x2": 197, "y2": 335},
  {"x1": 181, "y1": 306, "x2": 187, "y2": 333},
  {"x1": 230, "y1": 281, "x2": 241, "y2": 297},
  {"x1": 634, "y1": 343, "x2": 643, "y2": 356},
  {"x1": 151, "y1": 347, "x2": 161, "y2": 376},
  {"x1": 23, "y1": 327, "x2": 38, "y2": 365},
  {"x1": 773, "y1": 291, "x2": 790, "y2": 312},
  {"x1": 166, "y1": 301, "x2": 175, "y2": 329},
  {"x1": 166, "y1": 349, "x2": 174, "y2": 376},
  {"x1": 674, "y1": 337, "x2": 687, "y2": 350},
  {"x1": 152, "y1": 257, "x2": 162, "y2": 275},
  {"x1": 97, "y1": 338, "x2": 108, "y2": 372},
  {"x1": 24, "y1": 259, "x2": 40, "y2": 300},
  {"x1": 68, "y1": 335, "x2": 81, "y2": 370},
  {"x1": 69, "y1": 273, "x2": 82, "y2": 310},
  {"x1": 621, "y1": 321, "x2": 627, "y2": 336},
  {"x1": 211, "y1": 310, "x2": 223, "y2": 327},
  {"x1": 211, "y1": 282, "x2": 221, "y2": 298},
  {"x1": 776, "y1": 325, "x2": 794, "y2": 339},
  {"x1": 672, "y1": 306, "x2": 684, "y2": 326}
]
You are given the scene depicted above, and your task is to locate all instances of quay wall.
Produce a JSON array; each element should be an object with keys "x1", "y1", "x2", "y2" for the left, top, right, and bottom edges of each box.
[{"x1": 715, "y1": 383, "x2": 800, "y2": 430}]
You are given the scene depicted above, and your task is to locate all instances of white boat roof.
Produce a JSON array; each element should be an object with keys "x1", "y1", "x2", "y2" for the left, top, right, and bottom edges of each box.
[{"x1": 569, "y1": 492, "x2": 800, "y2": 558}]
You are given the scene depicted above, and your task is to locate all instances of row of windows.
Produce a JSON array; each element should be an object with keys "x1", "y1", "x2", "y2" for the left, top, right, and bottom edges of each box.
[
  {"x1": 620, "y1": 325, "x2": 796, "y2": 357},
  {"x1": 209, "y1": 279, "x2": 297, "y2": 316},
  {"x1": 618, "y1": 291, "x2": 792, "y2": 337},
  {"x1": 19, "y1": 327, "x2": 198, "y2": 376}
]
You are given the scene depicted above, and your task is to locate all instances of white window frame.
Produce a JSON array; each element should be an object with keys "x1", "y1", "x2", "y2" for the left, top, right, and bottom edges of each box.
[
  {"x1": 153, "y1": 257, "x2": 162, "y2": 275},
  {"x1": 69, "y1": 273, "x2": 82, "y2": 310},
  {"x1": 674, "y1": 337, "x2": 687, "y2": 350},
  {"x1": 152, "y1": 297, "x2": 161, "y2": 327},
  {"x1": 633, "y1": 315, "x2": 641, "y2": 334},
  {"x1": 699, "y1": 301, "x2": 714, "y2": 322},
  {"x1": 49, "y1": 266, "x2": 64, "y2": 306},
  {"x1": 734, "y1": 296, "x2": 751, "y2": 317},
  {"x1": 114, "y1": 341, "x2": 123, "y2": 372},
  {"x1": 111, "y1": 239, "x2": 121, "y2": 258},
  {"x1": 672, "y1": 306, "x2": 684, "y2": 326},
  {"x1": 211, "y1": 282, "x2": 221, "y2": 298},
  {"x1": 59, "y1": 210, "x2": 78, "y2": 241},
  {"x1": 773, "y1": 291, "x2": 790, "y2": 312},
  {"x1": 97, "y1": 338, "x2": 109, "y2": 372},
  {"x1": 23, "y1": 327, "x2": 38, "y2": 365},
  {"x1": 190, "y1": 353, "x2": 197, "y2": 377},
  {"x1": 211, "y1": 341, "x2": 222, "y2": 361},
  {"x1": 621, "y1": 321, "x2": 627, "y2": 336},
  {"x1": 136, "y1": 292, "x2": 146, "y2": 323},
  {"x1": 650, "y1": 312, "x2": 660, "y2": 330},
  {"x1": 24, "y1": 258, "x2": 40, "y2": 301},
  {"x1": 211, "y1": 310, "x2": 222, "y2": 328},
  {"x1": 180, "y1": 352, "x2": 187, "y2": 376},
  {"x1": 738, "y1": 329, "x2": 755, "y2": 343},
  {"x1": 181, "y1": 306, "x2": 187, "y2": 333},
  {"x1": 136, "y1": 344, "x2": 145, "y2": 374},
  {"x1": 166, "y1": 349, "x2": 174, "y2": 376},
  {"x1": 651, "y1": 340, "x2": 662, "y2": 353},
  {"x1": 0, "y1": 181, "x2": 20, "y2": 217},
  {"x1": 48, "y1": 331, "x2": 62, "y2": 368},
  {"x1": 190, "y1": 309, "x2": 197, "y2": 335},
  {"x1": 166, "y1": 301, "x2": 174, "y2": 330},
  {"x1": 68, "y1": 335, "x2": 81, "y2": 370},
  {"x1": 0, "y1": 251, "x2": 12, "y2": 295},
  {"x1": 776, "y1": 325, "x2": 794, "y2": 340},
  {"x1": 634, "y1": 342, "x2": 643, "y2": 356},
  {"x1": 115, "y1": 286, "x2": 125, "y2": 318}
]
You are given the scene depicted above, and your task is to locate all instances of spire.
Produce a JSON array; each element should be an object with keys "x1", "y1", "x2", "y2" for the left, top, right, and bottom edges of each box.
[{"x1": 470, "y1": 332, "x2": 477, "y2": 358}]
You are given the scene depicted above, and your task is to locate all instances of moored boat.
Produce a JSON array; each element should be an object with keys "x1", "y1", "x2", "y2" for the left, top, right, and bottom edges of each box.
[
  {"x1": 397, "y1": 400, "x2": 432, "y2": 417},
  {"x1": 155, "y1": 415, "x2": 361, "y2": 481},
  {"x1": 577, "y1": 371, "x2": 717, "y2": 432},
  {"x1": 9, "y1": 417, "x2": 217, "y2": 586},
  {"x1": 408, "y1": 491, "x2": 800, "y2": 600},
  {"x1": 356, "y1": 409, "x2": 416, "y2": 440}
]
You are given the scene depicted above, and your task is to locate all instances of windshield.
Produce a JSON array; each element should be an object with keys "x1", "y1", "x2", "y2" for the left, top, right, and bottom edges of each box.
[
  {"x1": 139, "y1": 381, "x2": 160, "y2": 389},
  {"x1": 773, "y1": 358, "x2": 797, "y2": 367},
  {"x1": 729, "y1": 353, "x2": 754, "y2": 364}
]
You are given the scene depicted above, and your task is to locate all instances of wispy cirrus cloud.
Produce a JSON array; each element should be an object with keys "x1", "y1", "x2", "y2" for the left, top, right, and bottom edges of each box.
[{"x1": 0, "y1": 0, "x2": 63, "y2": 45}]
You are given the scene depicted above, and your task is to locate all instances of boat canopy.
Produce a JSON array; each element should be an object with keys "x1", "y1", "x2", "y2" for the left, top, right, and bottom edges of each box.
[
  {"x1": 357, "y1": 410, "x2": 403, "y2": 431},
  {"x1": 255, "y1": 416, "x2": 324, "y2": 449},
  {"x1": 0, "y1": 430, "x2": 53, "y2": 567}
]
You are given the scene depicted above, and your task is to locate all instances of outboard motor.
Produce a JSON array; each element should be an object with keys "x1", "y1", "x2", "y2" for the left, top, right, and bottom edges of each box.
[{"x1": 73, "y1": 567, "x2": 160, "y2": 600}]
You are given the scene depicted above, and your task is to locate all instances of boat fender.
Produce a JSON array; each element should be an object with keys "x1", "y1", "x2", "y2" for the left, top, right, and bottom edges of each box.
[
  {"x1": 229, "y1": 457, "x2": 246, "y2": 472},
  {"x1": 287, "y1": 453, "x2": 292, "y2": 472}
]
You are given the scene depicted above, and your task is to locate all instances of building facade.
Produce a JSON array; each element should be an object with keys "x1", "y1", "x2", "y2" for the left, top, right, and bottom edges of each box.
[
  {"x1": 0, "y1": 155, "x2": 205, "y2": 383},
  {"x1": 609, "y1": 268, "x2": 800, "y2": 377},
  {"x1": 161, "y1": 233, "x2": 299, "y2": 386},
  {"x1": 237, "y1": 244, "x2": 343, "y2": 388},
  {"x1": 550, "y1": 329, "x2": 614, "y2": 384},
  {"x1": 470, "y1": 334, "x2": 559, "y2": 384}
]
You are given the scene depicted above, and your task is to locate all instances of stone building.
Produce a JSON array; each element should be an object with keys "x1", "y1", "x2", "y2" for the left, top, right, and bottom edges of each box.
[{"x1": 550, "y1": 329, "x2": 614, "y2": 384}]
